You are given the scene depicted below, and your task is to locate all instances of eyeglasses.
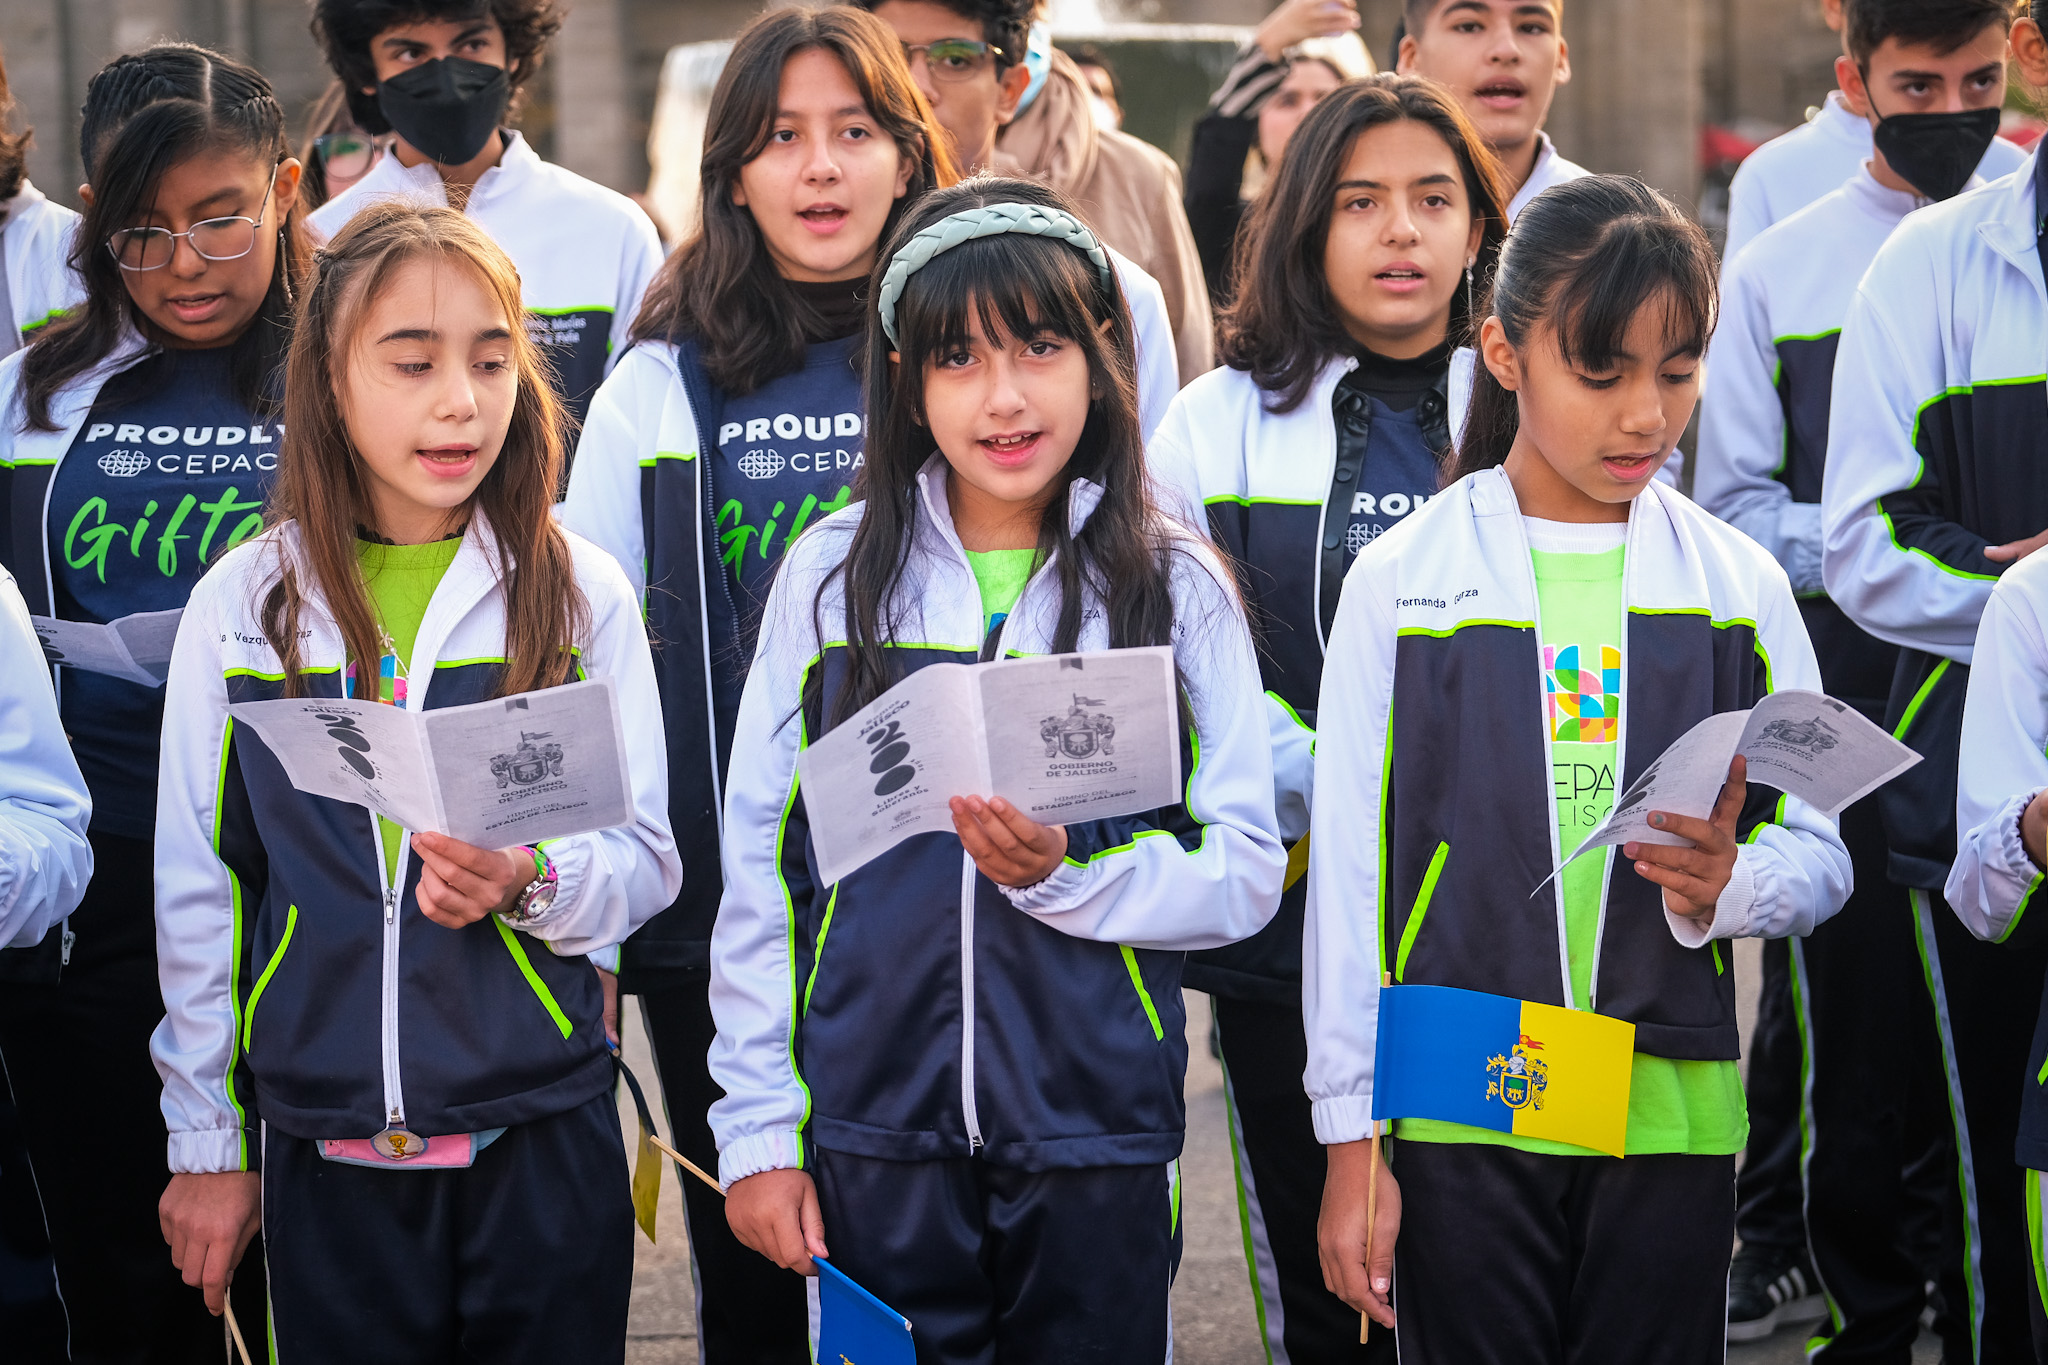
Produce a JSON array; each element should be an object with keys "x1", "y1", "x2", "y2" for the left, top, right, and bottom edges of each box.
[
  {"x1": 313, "y1": 131, "x2": 387, "y2": 182},
  {"x1": 900, "y1": 39, "x2": 1003, "y2": 82},
  {"x1": 105, "y1": 178, "x2": 277, "y2": 272}
]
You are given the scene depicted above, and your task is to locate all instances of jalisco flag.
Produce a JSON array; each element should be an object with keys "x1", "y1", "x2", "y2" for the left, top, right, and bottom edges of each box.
[{"x1": 1372, "y1": 984, "x2": 1635, "y2": 1157}]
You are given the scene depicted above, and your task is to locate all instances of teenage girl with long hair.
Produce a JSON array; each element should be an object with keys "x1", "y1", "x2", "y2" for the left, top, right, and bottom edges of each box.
[
  {"x1": 708, "y1": 175, "x2": 1284, "y2": 1360},
  {"x1": 0, "y1": 42, "x2": 307, "y2": 1353},
  {"x1": 558, "y1": 7, "x2": 954, "y2": 1355},
  {"x1": 1149, "y1": 71, "x2": 1505, "y2": 1362},
  {"x1": 151, "y1": 201, "x2": 678, "y2": 1361},
  {"x1": 1307, "y1": 174, "x2": 1850, "y2": 1361}
]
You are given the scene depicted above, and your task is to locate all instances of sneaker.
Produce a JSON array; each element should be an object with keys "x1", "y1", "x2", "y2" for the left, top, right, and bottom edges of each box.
[{"x1": 1727, "y1": 1243, "x2": 1826, "y2": 1342}]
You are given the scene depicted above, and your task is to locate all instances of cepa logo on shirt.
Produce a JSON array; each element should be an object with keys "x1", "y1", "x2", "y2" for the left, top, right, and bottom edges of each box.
[
  {"x1": 719, "y1": 412, "x2": 863, "y2": 478},
  {"x1": 82, "y1": 421, "x2": 282, "y2": 476}
]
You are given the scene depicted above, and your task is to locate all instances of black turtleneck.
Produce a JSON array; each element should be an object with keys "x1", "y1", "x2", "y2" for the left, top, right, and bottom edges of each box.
[
  {"x1": 1345, "y1": 337, "x2": 1454, "y2": 413},
  {"x1": 789, "y1": 275, "x2": 870, "y2": 344}
]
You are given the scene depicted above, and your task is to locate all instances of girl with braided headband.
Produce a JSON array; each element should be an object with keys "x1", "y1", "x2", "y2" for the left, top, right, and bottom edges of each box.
[
  {"x1": 0, "y1": 42, "x2": 310, "y2": 1357},
  {"x1": 710, "y1": 176, "x2": 1285, "y2": 1361}
]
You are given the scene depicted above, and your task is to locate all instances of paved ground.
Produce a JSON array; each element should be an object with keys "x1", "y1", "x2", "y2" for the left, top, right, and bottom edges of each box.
[{"x1": 617, "y1": 939, "x2": 1941, "y2": 1362}]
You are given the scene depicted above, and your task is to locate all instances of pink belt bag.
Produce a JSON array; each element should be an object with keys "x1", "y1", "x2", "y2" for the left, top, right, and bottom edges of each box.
[{"x1": 317, "y1": 1127, "x2": 506, "y2": 1170}]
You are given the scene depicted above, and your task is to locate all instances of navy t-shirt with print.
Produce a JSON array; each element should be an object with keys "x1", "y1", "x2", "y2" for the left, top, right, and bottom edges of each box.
[
  {"x1": 711, "y1": 333, "x2": 865, "y2": 608},
  {"x1": 1338, "y1": 394, "x2": 1441, "y2": 560},
  {"x1": 51, "y1": 347, "x2": 276, "y2": 836}
]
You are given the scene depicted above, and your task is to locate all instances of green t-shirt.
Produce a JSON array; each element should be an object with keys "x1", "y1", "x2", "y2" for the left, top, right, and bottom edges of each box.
[
  {"x1": 965, "y1": 547, "x2": 1040, "y2": 634},
  {"x1": 356, "y1": 536, "x2": 463, "y2": 883},
  {"x1": 1399, "y1": 518, "x2": 1746, "y2": 1157}
]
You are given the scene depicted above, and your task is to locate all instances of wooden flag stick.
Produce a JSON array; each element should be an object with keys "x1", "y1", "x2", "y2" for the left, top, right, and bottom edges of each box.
[
  {"x1": 1361, "y1": 1119, "x2": 1382, "y2": 1344},
  {"x1": 647, "y1": 1131, "x2": 725, "y2": 1195},
  {"x1": 223, "y1": 1295, "x2": 254, "y2": 1365}
]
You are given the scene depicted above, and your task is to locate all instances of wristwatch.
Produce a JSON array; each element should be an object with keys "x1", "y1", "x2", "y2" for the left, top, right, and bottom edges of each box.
[{"x1": 502, "y1": 846, "x2": 558, "y2": 925}]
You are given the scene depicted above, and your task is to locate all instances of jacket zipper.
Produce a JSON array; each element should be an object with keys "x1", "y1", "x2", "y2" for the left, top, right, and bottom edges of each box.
[{"x1": 370, "y1": 813, "x2": 409, "y2": 1132}]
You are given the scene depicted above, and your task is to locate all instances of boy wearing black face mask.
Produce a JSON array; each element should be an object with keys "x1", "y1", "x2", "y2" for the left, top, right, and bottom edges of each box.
[
  {"x1": 1698, "y1": 2, "x2": 2013, "y2": 1354},
  {"x1": 1822, "y1": 5, "x2": 2048, "y2": 1361},
  {"x1": 1722, "y1": 0, "x2": 2024, "y2": 262},
  {"x1": 308, "y1": 0, "x2": 662, "y2": 445}
]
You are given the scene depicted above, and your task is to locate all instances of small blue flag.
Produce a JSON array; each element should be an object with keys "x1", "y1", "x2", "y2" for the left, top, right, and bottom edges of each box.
[{"x1": 816, "y1": 1257, "x2": 915, "y2": 1365}]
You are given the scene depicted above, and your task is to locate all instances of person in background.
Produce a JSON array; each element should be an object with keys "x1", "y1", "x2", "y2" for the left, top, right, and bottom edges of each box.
[
  {"x1": 1722, "y1": 0, "x2": 2023, "y2": 261},
  {"x1": 0, "y1": 566, "x2": 90, "y2": 952},
  {"x1": 0, "y1": 43, "x2": 81, "y2": 355},
  {"x1": 308, "y1": 0, "x2": 663, "y2": 438},
  {"x1": 1067, "y1": 42, "x2": 1123, "y2": 130},
  {"x1": 0, "y1": 42, "x2": 307, "y2": 1358},
  {"x1": 297, "y1": 79, "x2": 389, "y2": 212},
  {"x1": 1698, "y1": 2, "x2": 2019, "y2": 1349},
  {"x1": 1820, "y1": 8, "x2": 2048, "y2": 1358},
  {"x1": 1154, "y1": 74, "x2": 1506, "y2": 1363},
  {"x1": 853, "y1": 0, "x2": 1184, "y2": 436},
  {"x1": 562, "y1": 10, "x2": 953, "y2": 1359},
  {"x1": 1185, "y1": 0, "x2": 1373, "y2": 307},
  {"x1": 996, "y1": 1, "x2": 1214, "y2": 385},
  {"x1": 1395, "y1": 0, "x2": 1583, "y2": 221}
]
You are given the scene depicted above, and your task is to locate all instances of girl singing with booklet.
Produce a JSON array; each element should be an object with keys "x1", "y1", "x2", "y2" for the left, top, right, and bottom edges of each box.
[
  {"x1": 151, "y1": 201, "x2": 679, "y2": 1362},
  {"x1": 0, "y1": 43, "x2": 308, "y2": 1353},
  {"x1": 559, "y1": 9, "x2": 952, "y2": 1353},
  {"x1": 708, "y1": 176, "x2": 1285, "y2": 1361},
  {"x1": 1305, "y1": 175, "x2": 1849, "y2": 1361}
]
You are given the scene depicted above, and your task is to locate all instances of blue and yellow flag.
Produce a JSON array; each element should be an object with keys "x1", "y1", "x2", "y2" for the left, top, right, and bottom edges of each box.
[
  {"x1": 816, "y1": 1257, "x2": 915, "y2": 1365},
  {"x1": 1372, "y1": 983, "x2": 1635, "y2": 1156}
]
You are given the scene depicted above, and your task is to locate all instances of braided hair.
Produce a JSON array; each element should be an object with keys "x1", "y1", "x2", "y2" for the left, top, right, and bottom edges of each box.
[{"x1": 17, "y1": 43, "x2": 309, "y2": 431}]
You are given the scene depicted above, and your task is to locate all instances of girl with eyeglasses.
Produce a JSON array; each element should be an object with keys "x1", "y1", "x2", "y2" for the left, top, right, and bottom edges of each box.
[
  {"x1": 298, "y1": 80, "x2": 389, "y2": 212},
  {"x1": 0, "y1": 41, "x2": 307, "y2": 1358}
]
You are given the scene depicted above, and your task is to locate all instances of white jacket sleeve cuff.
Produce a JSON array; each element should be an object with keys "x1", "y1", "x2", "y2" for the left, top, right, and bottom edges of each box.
[
  {"x1": 1666, "y1": 846, "x2": 1757, "y2": 947},
  {"x1": 1994, "y1": 792, "x2": 2043, "y2": 883},
  {"x1": 716, "y1": 1129, "x2": 807, "y2": 1188},
  {"x1": 998, "y1": 857, "x2": 1092, "y2": 912},
  {"x1": 168, "y1": 1128, "x2": 248, "y2": 1175},
  {"x1": 1311, "y1": 1095, "x2": 1377, "y2": 1146}
]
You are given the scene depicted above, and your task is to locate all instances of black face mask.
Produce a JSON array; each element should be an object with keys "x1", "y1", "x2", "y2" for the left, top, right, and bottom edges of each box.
[
  {"x1": 376, "y1": 57, "x2": 509, "y2": 166},
  {"x1": 1872, "y1": 106, "x2": 2000, "y2": 203}
]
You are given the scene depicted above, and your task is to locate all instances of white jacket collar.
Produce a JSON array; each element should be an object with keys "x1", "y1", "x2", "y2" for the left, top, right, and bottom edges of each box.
[
  {"x1": 1814, "y1": 91, "x2": 1870, "y2": 151},
  {"x1": 339, "y1": 129, "x2": 534, "y2": 214},
  {"x1": 1974, "y1": 141, "x2": 2045, "y2": 276},
  {"x1": 1844, "y1": 160, "x2": 1942, "y2": 225}
]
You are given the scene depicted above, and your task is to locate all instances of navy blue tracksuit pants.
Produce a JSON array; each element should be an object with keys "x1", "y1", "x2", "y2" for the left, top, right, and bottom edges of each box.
[
  {"x1": 811, "y1": 1147, "x2": 1181, "y2": 1364},
  {"x1": 261, "y1": 1089, "x2": 634, "y2": 1363}
]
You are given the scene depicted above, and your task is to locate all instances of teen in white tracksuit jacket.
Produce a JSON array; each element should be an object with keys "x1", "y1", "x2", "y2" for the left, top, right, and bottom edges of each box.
[
  {"x1": 1945, "y1": 550, "x2": 2048, "y2": 1288},
  {"x1": 1822, "y1": 146, "x2": 2048, "y2": 1360},
  {"x1": 1, "y1": 180, "x2": 81, "y2": 354},
  {"x1": 153, "y1": 514, "x2": 679, "y2": 1175}
]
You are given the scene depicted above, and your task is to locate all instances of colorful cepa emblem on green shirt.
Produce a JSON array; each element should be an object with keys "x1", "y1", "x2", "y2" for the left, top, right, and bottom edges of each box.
[{"x1": 1544, "y1": 644, "x2": 1619, "y2": 743}]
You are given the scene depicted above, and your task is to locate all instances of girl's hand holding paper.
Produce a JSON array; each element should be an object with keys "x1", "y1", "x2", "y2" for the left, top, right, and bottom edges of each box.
[
  {"x1": 949, "y1": 795, "x2": 1069, "y2": 887},
  {"x1": 410, "y1": 831, "x2": 530, "y2": 928},
  {"x1": 1624, "y1": 755, "x2": 1746, "y2": 925}
]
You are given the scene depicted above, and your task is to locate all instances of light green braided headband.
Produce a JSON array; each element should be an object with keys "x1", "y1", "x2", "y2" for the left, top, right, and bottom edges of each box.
[{"x1": 876, "y1": 201, "x2": 1113, "y2": 346}]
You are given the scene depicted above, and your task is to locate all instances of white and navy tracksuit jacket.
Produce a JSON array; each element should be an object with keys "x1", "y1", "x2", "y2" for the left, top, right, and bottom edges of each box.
[
  {"x1": 309, "y1": 131, "x2": 663, "y2": 432},
  {"x1": 150, "y1": 515, "x2": 680, "y2": 1174},
  {"x1": 0, "y1": 565, "x2": 91, "y2": 948},
  {"x1": 1822, "y1": 147, "x2": 2048, "y2": 890},
  {"x1": 1697, "y1": 165, "x2": 1956, "y2": 713},
  {"x1": 1305, "y1": 470, "x2": 1851, "y2": 1143},
  {"x1": 707, "y1": 458, "x2": 1285, "y2": 1185},
  {"x1": 1721, "y1": 91, "x2": 2026, "y2": 264},
  {"x1": 1948, "y1": 552, "x2": 2048, "y2": 1169},
  {"x1": 2, "y1": 181, "x2": 81, "y2": 351}
]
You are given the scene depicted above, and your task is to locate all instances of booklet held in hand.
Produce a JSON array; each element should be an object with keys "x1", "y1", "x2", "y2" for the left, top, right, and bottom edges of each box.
[
  {"x1": 1562, "y1": 689, "x2": 1920, "y2": 868},
  {"x1": 32, "y1": 608, "x2": 183, "y2": 686},
  {"x1": 229, "y1": 675, "x2": 633, "y2": 848},
  {"x1": 797, "y1": 646, "x2": 1182, "y2": 887}
]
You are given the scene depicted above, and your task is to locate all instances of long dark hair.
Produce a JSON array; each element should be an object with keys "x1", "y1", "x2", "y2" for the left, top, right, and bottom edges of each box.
[
  {"x1": 1451, "y1": 175, "x2": 1718, "y2": 480},
  {"x1": 17, "y1": 44, "x2": 309, "y2": 431},
  {"x1": 261, "y1": 202, "x2": 585, "y2": 699},
  {"x1": 629, "y1": 6, "x2": 957, "y2": 395},
  {"x1": 1218, "y1": 74, "x2": 1507, "y2": 414},
  {"x1": 820, "y1": 177, "x2": 1188, "y2": 727}
]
